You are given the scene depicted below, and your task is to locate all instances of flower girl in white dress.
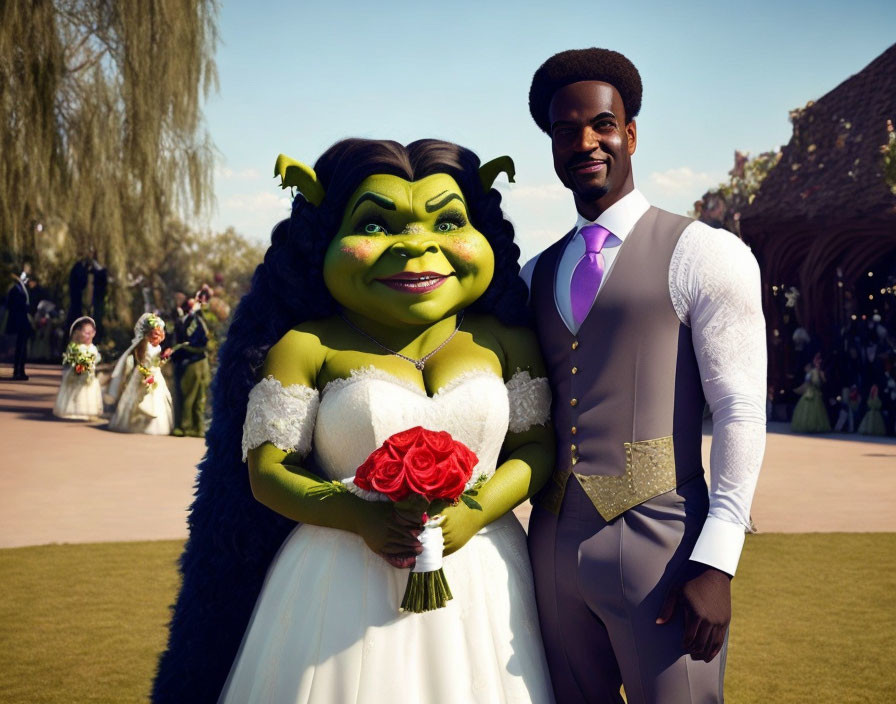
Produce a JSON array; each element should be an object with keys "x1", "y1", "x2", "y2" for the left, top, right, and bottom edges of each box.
[
  {"x1": 107, "y1": 313, "x2": 174, "y2": 435},
  {"x1": 53, "y1": 316, "x2": 103, "y2": 420}
]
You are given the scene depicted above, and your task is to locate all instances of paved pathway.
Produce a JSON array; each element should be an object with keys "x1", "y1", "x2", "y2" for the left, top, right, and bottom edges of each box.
[{"x1": 1, "y1": 364, "x2": 894, "y2": 548}]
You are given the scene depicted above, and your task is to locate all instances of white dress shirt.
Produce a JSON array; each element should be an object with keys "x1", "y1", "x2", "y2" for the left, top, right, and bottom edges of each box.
[{"x1": 521, "y1": 189, "x2": 766, "y2": 576}]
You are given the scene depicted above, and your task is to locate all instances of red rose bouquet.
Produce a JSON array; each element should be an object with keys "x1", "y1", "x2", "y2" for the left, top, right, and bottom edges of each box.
[{"x1": 354, "y1": 426, "x2": 481, "y2": 613}]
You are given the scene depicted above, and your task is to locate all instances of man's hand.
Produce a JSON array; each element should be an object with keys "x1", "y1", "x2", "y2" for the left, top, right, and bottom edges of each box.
[{"x1": 656, "y1": 561, "x2": 731, "y2": 662}]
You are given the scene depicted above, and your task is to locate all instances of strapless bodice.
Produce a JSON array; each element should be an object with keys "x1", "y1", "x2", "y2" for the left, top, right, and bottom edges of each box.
[{"x1": 313, "y1": 367, "x2": 510, "y2": 486}]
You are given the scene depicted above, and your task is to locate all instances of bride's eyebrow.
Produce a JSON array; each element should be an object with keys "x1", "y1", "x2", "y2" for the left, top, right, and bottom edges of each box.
[
  {"x1": 425, "y1": 191, "x2": 465, "y2": 213},
  {"x1": 351, "y1": 192, "x2": 396, "y2": 214}
]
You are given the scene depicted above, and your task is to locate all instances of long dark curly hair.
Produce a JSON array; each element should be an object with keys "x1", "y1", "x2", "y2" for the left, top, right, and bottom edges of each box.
[{"x1": 152, "y1": 138, "x2": 529, "y2": 703}]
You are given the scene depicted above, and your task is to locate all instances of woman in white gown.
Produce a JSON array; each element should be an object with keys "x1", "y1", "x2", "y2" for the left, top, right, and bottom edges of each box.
[
  {"x1": 154, "y1": 139, "x2": 555, "y2": 704},
  {"x1": 107, "y1": 313, "x2": 173, "y2": 435},
  {"x1": 53, "y1": 316, "x2": 103, "y2": 420}
]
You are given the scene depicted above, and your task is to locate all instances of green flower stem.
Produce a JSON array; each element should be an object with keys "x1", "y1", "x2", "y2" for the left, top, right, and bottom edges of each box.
[{"x1": 400, "y1": 569, "x2": 453, "y2": 613}]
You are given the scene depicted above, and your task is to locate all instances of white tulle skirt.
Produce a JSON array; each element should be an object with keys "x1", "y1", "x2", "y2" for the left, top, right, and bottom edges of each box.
[
  {"x1": 53, "y1": 368, "x2": 104, "y2": 420},
  {"x1": 219, "y1": 513, "x2": 554, "y2": 704},
  {"x1": 108, "y1": 366, "x2": 173, "y2": 435}
]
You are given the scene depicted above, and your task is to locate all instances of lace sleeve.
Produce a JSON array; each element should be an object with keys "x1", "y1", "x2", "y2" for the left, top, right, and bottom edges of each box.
[
  {"x1": 670, "y1": 221, "x2": 767, "y2": 575},
  {"x1": 506, "y1": 370, "x2": 551, "y2": 433},
  {"x1": 241, "y1": 376, "x2": 320, "y2": 462}
]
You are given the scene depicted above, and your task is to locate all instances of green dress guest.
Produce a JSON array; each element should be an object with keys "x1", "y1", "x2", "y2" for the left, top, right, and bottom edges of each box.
[
  {"x1": 858, "y1": 385, "x2": 887, "y2": 436},
  {"x1": 791, "y1": 353, "x2": 831, "y2": 433}
]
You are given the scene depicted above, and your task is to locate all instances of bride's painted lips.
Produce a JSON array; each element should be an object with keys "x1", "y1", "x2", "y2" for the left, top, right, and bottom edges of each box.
[{"x1": 376, "y1": 271, "x2": 452, "y2": 294}]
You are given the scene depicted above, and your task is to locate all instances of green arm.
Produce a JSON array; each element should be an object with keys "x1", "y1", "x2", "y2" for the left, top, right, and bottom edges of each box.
[
  {"x1": 247, "y1": 330, "x2": 421, "y2": 560},
  {"x1": 249, "y1": 443, "x2": 378, "y2": 531}
]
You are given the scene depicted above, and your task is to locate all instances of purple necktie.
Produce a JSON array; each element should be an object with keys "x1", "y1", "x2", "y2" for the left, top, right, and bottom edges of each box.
[{"x1": 570, "y1": 224, "x2": 613, "y2": 326}]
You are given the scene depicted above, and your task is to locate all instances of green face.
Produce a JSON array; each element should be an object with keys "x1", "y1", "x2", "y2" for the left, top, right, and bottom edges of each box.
[{"x1": 323, "y1": 173, "x2": 495, "y2": 328}]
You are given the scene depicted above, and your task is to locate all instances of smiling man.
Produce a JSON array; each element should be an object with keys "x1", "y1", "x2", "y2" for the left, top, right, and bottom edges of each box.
[{"x1": 522, "y1": 48, "x2": 768, "y2": 703}]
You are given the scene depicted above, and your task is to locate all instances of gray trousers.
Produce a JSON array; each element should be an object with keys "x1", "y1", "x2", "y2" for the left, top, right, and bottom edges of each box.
[{"x1": 528, "y1": 476, "x2": 727, "y2": 704}]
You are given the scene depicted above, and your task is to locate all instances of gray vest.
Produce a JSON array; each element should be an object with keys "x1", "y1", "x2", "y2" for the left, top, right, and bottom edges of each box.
[{"x1": 531, "y1": 206, "x2": 705, "y2": 520}]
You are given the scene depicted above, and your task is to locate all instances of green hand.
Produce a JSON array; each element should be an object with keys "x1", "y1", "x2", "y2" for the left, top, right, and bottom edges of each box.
[
  {"x1": 354, "y1": 500, "x2": 424, "y2": 568},
  {"x1": 249, "y1": 444, "x2": 422, "y2": 567},
  {"x1": 439, "y1": 500, "x2": 485, "y2": 556}
]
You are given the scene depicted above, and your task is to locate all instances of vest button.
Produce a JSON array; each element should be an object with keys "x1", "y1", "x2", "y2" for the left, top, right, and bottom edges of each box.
[
  {"x1": 571, "y1": 341, "x2": 579, "y2": 350},
  {"x1": 571, "y1": 456, "x2": 578, "y2": 466},
  {"x1": 571, "y1": 366, "x2": 578, "y2": 374},
  {"x1": 570, "y1": 444, "x2": 577, "y2": 452},
  {"x1": 570, "y1": 398, "x2": 578, "y2": 407},
  {"x1": 571, "y1": 426, "x2": 577, "y2": 435}
]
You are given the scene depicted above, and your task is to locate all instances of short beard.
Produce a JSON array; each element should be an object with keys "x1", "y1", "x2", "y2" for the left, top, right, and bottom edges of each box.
[{"x1": 575, "y1": 183, "x2": 609, "y2": 202}]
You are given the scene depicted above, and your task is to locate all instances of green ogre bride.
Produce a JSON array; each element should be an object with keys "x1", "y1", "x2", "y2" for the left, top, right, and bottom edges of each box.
[{"x1": 154, "y1": 139, "x2": 555, "y2": 704}]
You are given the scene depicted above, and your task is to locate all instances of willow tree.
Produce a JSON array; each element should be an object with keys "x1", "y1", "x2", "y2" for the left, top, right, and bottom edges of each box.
[{"x1": 0, "y1": 0, "x2": 218, "y2": 317}]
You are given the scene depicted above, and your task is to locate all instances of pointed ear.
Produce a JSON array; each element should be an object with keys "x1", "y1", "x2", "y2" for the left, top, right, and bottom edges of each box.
[
  {"x1": 479, "y1": 156, "x2": 516, "y2": 192},
  {"x1": 274, "y1": 154, "x2": 325, "y2": 206}
]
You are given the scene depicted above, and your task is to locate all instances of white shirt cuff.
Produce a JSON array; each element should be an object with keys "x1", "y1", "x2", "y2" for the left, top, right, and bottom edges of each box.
[{"x1": 689, "y1": 515, "x2": 746, "y2": 576}]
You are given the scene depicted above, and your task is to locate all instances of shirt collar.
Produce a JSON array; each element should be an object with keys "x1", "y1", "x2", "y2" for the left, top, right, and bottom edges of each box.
[{"x1": 573, "y1": 189, "x2": 650, "y2": 242}]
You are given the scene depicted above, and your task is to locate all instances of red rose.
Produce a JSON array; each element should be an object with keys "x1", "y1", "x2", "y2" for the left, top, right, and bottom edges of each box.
[
  {"x1": 386, "y1": 426, "x2": 425, "y2": 452},
  {"x1": 403, "y1": 445, "x2": 441, "y2": 500},
  {"x1": 432, "y1": 455, "x2": 474, "y2": 500},
  {"x1": 145, "y1": 376, "x2": 155, "y2": 385},
  {"x1": 355, "y1": 452, "x2": 410, "y2": 501},
  {"x1": 354, "y1": 427, "x2": 478, "y2": 504},
  {"x1": 422, "y1": 429, "x2": 455, "y2": 457},
  {"x1": 75, "y1": 364, "x2": 85, "y2": 374},
  {"x1": 368, "y1": 458, "x2": 409, "y2": 499}
]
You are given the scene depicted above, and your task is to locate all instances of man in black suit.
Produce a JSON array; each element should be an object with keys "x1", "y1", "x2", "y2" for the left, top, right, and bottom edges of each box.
[{"x1": 5, "y1": 272, "x2": 34, "y2": 380}]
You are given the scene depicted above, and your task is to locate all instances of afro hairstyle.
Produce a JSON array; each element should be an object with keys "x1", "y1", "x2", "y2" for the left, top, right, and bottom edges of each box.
[{"x1": 529, "y1": 48, "x2": 643, "y2": 134}]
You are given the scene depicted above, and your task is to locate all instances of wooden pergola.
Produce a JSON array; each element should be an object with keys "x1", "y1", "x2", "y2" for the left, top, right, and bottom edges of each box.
[{"x1": 740, "y1": 43, "x2": 896, "y2": 402}]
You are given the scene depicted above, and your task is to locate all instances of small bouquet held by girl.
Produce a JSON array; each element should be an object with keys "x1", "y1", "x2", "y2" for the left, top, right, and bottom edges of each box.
[
  {"x1": 53, "y1": 316, "x2": 103, "y2": 420},
  {"x1": 351, "y1": 425, "x2": 487, "y2": 613},
  {"x1": 62, "y1": 342, "x2": 99, "y2": 379},
  {"x1": 137, "y1": 346, "x2": 173, "y2": 393},
  {"x1": 107, "y1": 313, "x2": 174, "y2": 435}
]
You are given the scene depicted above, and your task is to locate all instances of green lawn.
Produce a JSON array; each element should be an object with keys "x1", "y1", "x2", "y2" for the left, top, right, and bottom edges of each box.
[{"x1": 0, "y1": 534, "x2": 894, "y2": 703}]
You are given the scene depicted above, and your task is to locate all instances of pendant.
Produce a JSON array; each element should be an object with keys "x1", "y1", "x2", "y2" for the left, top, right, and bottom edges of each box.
[{"x1": 414, "y1": 360, "x2": 426, "y2": 371}]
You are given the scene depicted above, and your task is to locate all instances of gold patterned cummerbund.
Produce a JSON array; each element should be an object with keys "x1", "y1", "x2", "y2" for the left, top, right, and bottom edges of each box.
[
  {"x1": 538, "y1": 436, "x2": 689, "y2": 520},
  {"x1": 535, "y1": 467, "x2": 572, "y2": 516}
]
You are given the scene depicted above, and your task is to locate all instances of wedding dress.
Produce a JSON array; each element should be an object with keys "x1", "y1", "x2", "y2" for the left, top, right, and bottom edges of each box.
[
  {"x1": 53, "y1": 343, "x2": 103, "y2": 420},
  {"x1": 220, "y1": 366, "x2": 554, "y2": 704},
  {"x1": 108, "y1": 344, "x2": 173, "y2": 435}
]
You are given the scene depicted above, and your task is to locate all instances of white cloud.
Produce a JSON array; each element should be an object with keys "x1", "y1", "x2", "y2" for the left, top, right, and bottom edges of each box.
[
  {"x1": 215, "y1": 191, "x2": 292, "y2": 240},
  {"x1": 646, "y1": 166, "x2": 724, "y2": 197},
  {"x1": 224, "y1": 191, "x2": 289, "y2": 211},
  {"x1": 497, "y1": 183, "x2": 574, "y2": 263},
  {"x1": 641, "y1": 166, "x2": 727, "y2": 216},
  {"x1": 496, "y1": 182, "x2": 568, "y2": 202},
  {"x1": 216, "y1": 166, "x2": 262, "y2": 181}
]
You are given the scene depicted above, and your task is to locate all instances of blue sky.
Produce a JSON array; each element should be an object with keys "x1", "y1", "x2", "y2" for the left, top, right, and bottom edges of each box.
[{"x1": 204, "y1": 0, "x2": 894, "y2": 261}]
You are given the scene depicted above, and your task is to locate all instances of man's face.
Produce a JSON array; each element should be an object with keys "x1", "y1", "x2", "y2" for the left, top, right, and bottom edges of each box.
[{"x1": 548, "y1": 80, "x2": 637, "y2": 218}]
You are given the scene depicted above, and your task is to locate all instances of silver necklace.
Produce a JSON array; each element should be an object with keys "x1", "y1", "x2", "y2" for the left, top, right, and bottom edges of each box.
[{"x1": 339, "y1": 310, "x2": 465, "y2": 371}]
